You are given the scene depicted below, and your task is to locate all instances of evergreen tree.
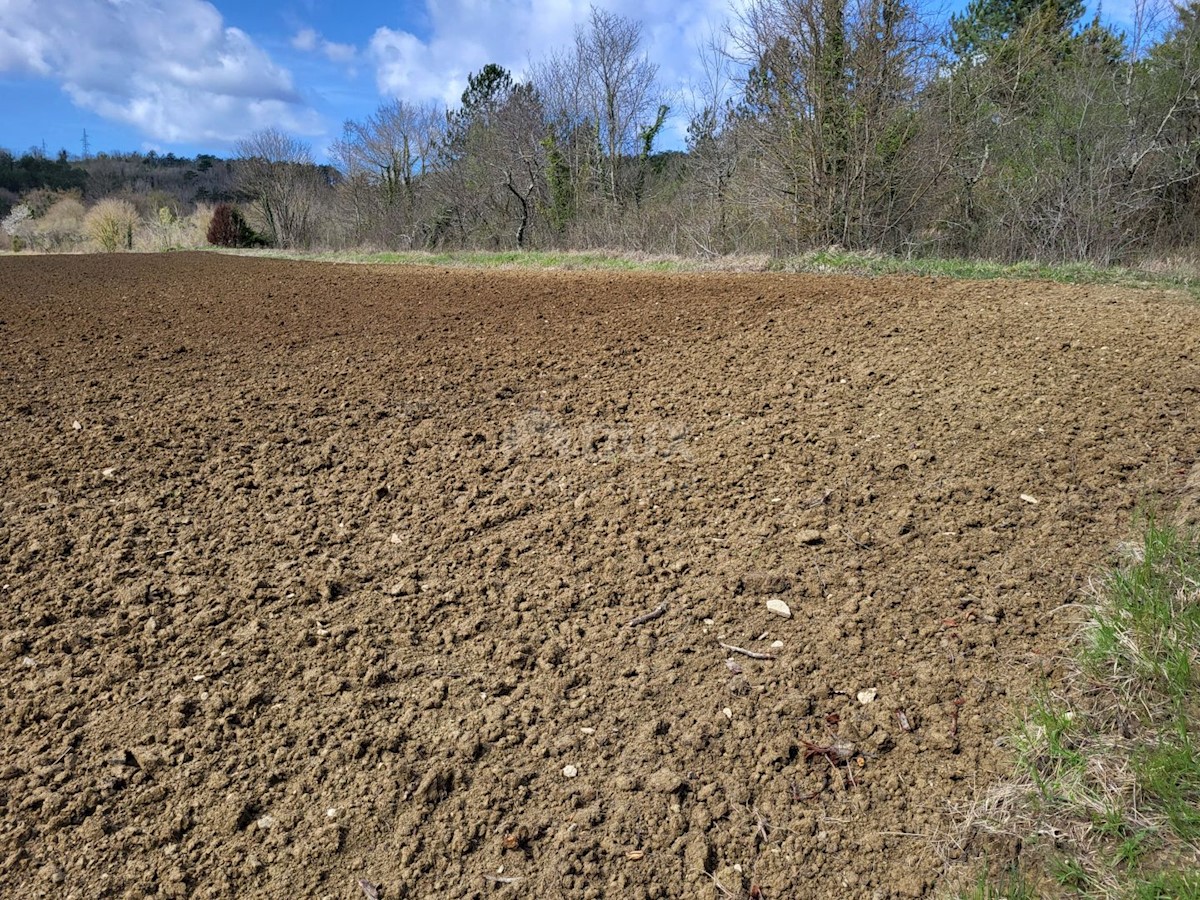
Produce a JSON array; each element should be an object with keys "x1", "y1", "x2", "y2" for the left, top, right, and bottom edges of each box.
[{"x1": 948, "y1": 0, "x2": 1085, "y2": 60}]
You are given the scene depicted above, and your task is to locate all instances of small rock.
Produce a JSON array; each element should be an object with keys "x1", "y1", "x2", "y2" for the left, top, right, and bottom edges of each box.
[
  {"x1": 770, "y1": 640, "x2": 784, "y2": 648},
  {"x1": 724, "y1": 658, "x2": 744, "y2": 674},
  {"x1": 1019, "y1": 494, "x2": 1039, "y2": 505},
  {"x1": 388, "y1": 532, "x2": 403, "y2": 544},
  {"x1": 562, "y1": 765, "x2": 578, "y2": 778},
  {"x1": 71, "y1": 420, "x2": 82, "y2": 431},
  {"x1": 796, "y1": 529, "x2": 824, "y2": 545},
  {"x1": 255, "y1": 814, "x2": 276, "y2": 830},
  {"x1": 722, "y1": 707, "x2": 733, "y2": 720},
  {"x1": 857, "y1": 688, "x2": 878, "y2": 705},
  {"x1": 766, "y1": 598, "x2": 792, "y2": 618},
  {"x1": 647, "y1": 768, "x2": 685, "y2": 794}
]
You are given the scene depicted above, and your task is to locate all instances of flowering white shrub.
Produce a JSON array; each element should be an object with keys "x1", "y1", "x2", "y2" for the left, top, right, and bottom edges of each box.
[{"x1": 2, "y1": 204, "x2": 32, "y2": 237}]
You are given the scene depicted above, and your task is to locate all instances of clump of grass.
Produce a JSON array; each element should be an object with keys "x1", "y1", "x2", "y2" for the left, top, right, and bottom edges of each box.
[
  {"x1": 961, "y1": 522, "x2": 1200, "y2": 898},
  {"x1": 960, "y1": 863, "x2": 1039, "y2": 899}
]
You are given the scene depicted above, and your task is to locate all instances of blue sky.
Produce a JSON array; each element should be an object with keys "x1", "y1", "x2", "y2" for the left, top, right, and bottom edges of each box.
[{"x1": 0, "y1": 0, "x2": 1142, "y2": 163}]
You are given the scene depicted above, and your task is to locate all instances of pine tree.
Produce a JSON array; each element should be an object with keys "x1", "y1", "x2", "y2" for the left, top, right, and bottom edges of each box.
[{"x1": 948, "y1": 0, "x2": 1085, "y2": 60}]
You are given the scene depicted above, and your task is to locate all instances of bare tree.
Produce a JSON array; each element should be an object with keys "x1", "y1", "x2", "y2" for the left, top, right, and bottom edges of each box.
[
  {"x1": 575, "y1": 6, "x2": 660, "y2": 207},
  {"x1": 731, "y1": 0, "x2": 937, "y2": 252},
  {"x1": 533, "y1": 46, "x2": 595, "y2": 236},
  {"x1": 235, "y1": 129, "x2": 325, "y2": 249},
  {"x1": 332, "y1": 100, "x2": 443, "y2": 248},
  {"x1": 683, "y1": 29, "x2": 745, "y2": 254}
]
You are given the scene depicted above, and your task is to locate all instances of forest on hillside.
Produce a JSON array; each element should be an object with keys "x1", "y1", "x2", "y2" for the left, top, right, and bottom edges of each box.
[{"x1": 4, "y1": 0, "x2": 1200, "y2": 266}]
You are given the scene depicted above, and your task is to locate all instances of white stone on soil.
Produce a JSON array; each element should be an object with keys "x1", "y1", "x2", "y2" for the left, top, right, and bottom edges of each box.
[{"x1": 766, "y1": 598, "x2": 792, "y2": 618}]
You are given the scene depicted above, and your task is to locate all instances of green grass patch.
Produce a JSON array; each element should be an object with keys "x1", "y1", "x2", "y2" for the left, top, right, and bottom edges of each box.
[
  {"x1": 961, "y1": 863, "x2": 1039, "y2": 900},
  {"x1": 772, "y1": 248, "x2": 1200, "y2": 294},
  {"x1": 960, "y1": 523, "x2": 1200, "y2": 898}
]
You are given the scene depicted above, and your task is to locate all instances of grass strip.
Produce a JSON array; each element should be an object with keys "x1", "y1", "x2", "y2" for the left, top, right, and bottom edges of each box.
[
  {"x1": 959, "y1": 523, "x2": 1200, "y2": 899},
  {"x1": 212, "y1": 246, "x2": 1200, "y2": 294}
]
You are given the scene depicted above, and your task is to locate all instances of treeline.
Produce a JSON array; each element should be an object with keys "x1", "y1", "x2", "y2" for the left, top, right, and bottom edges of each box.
[
  {"x1": 6, "y1": 0, "x2": 1200, "y2": 265},
  {"x1": 0, "y1": 149, "x2": 242, "y2": 214}
]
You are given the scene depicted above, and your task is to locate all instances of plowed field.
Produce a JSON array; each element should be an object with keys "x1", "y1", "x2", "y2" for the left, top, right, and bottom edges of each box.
[{"x1": 2, "y1": 253, "x2": 1198, "y2": 899}]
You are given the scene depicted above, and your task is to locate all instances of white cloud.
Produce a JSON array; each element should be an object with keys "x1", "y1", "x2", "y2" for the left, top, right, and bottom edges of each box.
[
  {"x1": 322, "y1": 41, "x2": 357, "y2": 64},
  {"x1": 367, "y1": 0, "x2": 735, "y2": 120},
  {"x1": 292, "y1": 27, "x2": 320, "y2": 52},
  {"x1": 292, "y1": 26, "x2": 357, "y2": 64},
  {"x1": 0, "y1": 0, "x2": 321, "y2": 145}
]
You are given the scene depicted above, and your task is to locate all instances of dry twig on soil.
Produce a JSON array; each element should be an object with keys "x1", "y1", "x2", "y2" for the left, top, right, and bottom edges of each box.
[
  {"x1": 626, "y1": 602, "x2": 667, "y2": 627},
  {"x1": 719, "y1": 642, "x2": 775, "y2": 660}
]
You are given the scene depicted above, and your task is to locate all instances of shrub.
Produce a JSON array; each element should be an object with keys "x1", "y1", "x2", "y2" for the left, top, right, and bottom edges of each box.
[
  {"x1": 206, "y1": 203, "x2": 256, "y2": 248},
  {"x1": 84, "y1": 199, "x2": 140, "y2": 252},
  {"x1": 2, "y1": 204, "x2": 32, "y2": 244},
  {"x1": 33, "y1": 197, "x2": 86, "y2": 251}
]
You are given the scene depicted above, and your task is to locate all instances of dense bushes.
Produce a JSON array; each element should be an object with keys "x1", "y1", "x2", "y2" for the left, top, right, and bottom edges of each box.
[
  {"x1": 83, "y1": 199, "x2": 139, "y2": 252},
  {"x1": 205, "y1": 203, "x2": 258, "y2": 248}
]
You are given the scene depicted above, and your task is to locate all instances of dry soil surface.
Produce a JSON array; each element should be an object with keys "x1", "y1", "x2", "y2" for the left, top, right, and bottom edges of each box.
[{"x1": 1, "y1": 253, "x2": 1198, "y2": 899}]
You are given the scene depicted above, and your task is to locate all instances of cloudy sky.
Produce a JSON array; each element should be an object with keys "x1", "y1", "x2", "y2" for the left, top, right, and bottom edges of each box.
[
  {"x1": 0, "y1": 0, "x2": 737, "y2": 160},
  {"x1": 0, "y1": 0, "x2": 1138, "y2": 161}
]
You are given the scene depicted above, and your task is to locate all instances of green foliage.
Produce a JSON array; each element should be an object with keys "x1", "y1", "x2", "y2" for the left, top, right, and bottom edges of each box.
[
  {"x1": 959, "y1": 863, "x2": 1037, "y2": 899},
  {"x1": 1130, "y1": 869, "x2": 1200, "y2": 899},
  {"x1": 639, "y1": 105, "x2": 670, "y2": 160},
  {"x1": 542, "y1": 129, "x2": 574, "y2": 233},
  {"x1": 462, "y1": 64, "x2": 514, "y2": 120},
  {"x1": 948, "y1": 0, "x2": 1086, "y2": 60},
  {"x1": 0, "y1": 148, "x2": 88, "y2": 200},
  {"x1": 446, "y1": 63, "x2": 524, "y2": 156}
]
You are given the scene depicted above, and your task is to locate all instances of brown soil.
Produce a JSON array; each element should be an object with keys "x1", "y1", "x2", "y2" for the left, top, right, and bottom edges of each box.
[{"x1": 1, "y1": 253, "x2": 1197, "y2": 899}]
